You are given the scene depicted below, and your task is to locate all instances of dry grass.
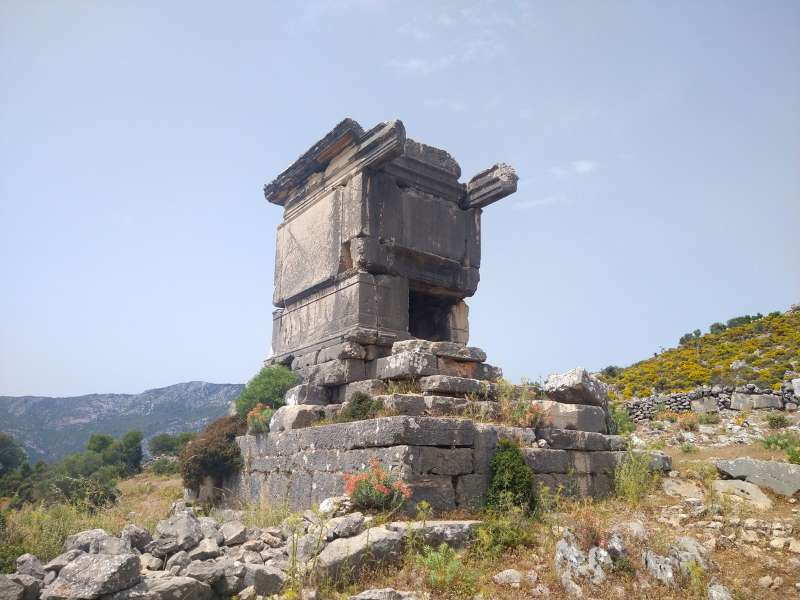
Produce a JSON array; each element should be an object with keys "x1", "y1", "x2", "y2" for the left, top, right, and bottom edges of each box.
[{"x1": 0, "y1": 473, "x2": 182, "y2": 570}]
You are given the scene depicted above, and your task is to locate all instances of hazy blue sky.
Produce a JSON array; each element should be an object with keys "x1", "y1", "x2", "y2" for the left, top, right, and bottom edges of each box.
[{"x1": 1, "y1": 1, "x2": 798, "y2": 397}]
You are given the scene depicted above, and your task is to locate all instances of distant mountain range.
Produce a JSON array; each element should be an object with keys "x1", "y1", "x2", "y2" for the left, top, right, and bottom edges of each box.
[{"x1": 0, "y1": 381, "x2": 244, "y2": 463}]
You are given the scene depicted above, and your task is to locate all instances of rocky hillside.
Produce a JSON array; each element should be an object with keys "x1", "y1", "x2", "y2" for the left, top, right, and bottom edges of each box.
[
  {"x1": 0, "y1": 382, "x2": 243, "y2": 463},
  {"x1": 602, "y1": 307, "x2": 800, "y2": 398}
]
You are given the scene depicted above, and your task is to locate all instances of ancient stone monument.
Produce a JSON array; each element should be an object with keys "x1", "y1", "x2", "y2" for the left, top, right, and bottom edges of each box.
[
  {"x1": 263, "y1": 118, "x2": 517, "y2": 398},
  {"x1": 225, "y1": 118, "x2": 670, "y2": 513}
]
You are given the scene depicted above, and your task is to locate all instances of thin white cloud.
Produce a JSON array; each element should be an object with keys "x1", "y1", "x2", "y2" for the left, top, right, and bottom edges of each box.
[
  {"x1": 547, "y1": 160, "x2": 599, "y2": 178},
  {"x1": 512, "y1": 195, "x2": 568, "y2": 210},
  {"x1": 388, "y1": 56, "x2": 455, "y2": 75},
  {"x1": 571, "y1": 160, "x2": 597, "y2": 175}
]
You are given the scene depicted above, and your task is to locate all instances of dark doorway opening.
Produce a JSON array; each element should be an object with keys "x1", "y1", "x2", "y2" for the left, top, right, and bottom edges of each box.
[{"x1": 408, "y1": 290, "x2": 455, "y2": 342}]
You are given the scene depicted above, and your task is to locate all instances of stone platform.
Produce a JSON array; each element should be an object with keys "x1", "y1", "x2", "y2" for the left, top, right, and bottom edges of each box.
[
  {"x1": 226, "y1": 342, "x2": 670, "y2": 514},
  {"x1": 229, "y1": 415, "x2": 652, "y2": 513}
]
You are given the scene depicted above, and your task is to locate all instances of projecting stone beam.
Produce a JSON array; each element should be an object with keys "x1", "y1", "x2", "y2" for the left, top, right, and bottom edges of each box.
[
  {"x1": 264, "y1": 118, "x2": 406, "y2": 207},
  {"x1": 463, "y1": 162, "x2": 519, "y2": 209}
]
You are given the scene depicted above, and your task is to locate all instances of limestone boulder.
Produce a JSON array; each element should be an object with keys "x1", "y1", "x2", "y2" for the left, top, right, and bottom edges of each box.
[
  {"x1": 350, "y1": 590, "x2": 421, "y2": 600},
  {"x1": 315, "y1": 526, "x2": 404, "y2": 580},
  {"x1": 0, "y1": 576, "x2": 24, "y2": 600},
  {"x1": 284, "y1": 384, "x2": 331, "y2": 406},
  {"x1": 730, "y1": 392, "x2": 782, "y2": 411},
  {"x1": 41, "y1": 553, "x2": 141, "y2": 599},
  {"x1": 543, "y1": 368, "x2": 610, "y2": 408},
  {"x1": 534, "y1": 400, "x2": 608, "y2": 433},
  {"x1": 712, "y1": 480, "x2": 772, "y2": 510},
  {"x1": 121, "y1": 525, "x2": 152, "y2": 553},
  {"x1": 15, "y1": 554, "x2": 44, "y2": 579},
  {"x1": 43, "y1": 550, "x2": 84, "y2": 576},
  {"x1": 269, "y1": 405, "x2": 329, "y2": 433},
  {"x1": 220, "y1": 521, "x2": 248, "y2": 546},
  {"x1": 385, "y1": 520, "x2": 480, "y2": 549},
  {"x1": 155, "y1": 513, "x2": 203, "y2": 552},
  {"x1": 63, "y1": 529, "x2": 116, "y2": 553},
  {"x1": 7, "y1": 574, "x2": 41, "y2": 600},
  {"x1": 662, "y1": 478, "x2": 705, "y2": 500},
  {"x1": 103, "y1": 572, "x2": 214, "y2": 600},
  {"x1": 716, "y1": 458, "x2": 800, "y2": 497}
]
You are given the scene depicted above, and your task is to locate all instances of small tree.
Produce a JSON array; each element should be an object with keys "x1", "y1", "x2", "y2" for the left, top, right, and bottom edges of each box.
[
  {"x1": 149, "y1": 433, "x2": 179, "y2": 456},
  {"x1": 181, "y1": 416, "x2": 246, "y2": 489},
  {"x1": 234, "y1": 365, "x2": 298, "y2": 419},
  {"x1": 119, "y1": 431, "x2": 144, "y2": 475},
  {"x1": 0, "y1": 432, "x2": 27, "y2": 476},
  {"x1": 86, "y1": 433, "x2": 115, "y2": 454},
  {"x1": 486, "y1": 438, "x2": 536, "y2": 513}
]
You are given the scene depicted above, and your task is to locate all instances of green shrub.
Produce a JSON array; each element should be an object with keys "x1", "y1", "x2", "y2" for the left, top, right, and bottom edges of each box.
[
  {"x1": 415, "y1": 543, "x2": 477, "y2": 597},
  {"x1": 149, "y1": 456, "x2": 180, "y2": 475},
  {"x1": 148, "y1": 432, "x2": 197, "y2": 456},
  {"x1": 343, "y1": 458, "x2": 411, "y2": 512},
  {"x1": 234, "y1": 365, "x2": 298, "y2": 419},
  {"x1": 614, "y1": 445, "x2": 659, "y2": 505},
  {"x1": 787, "y1": 446, "x2": 800, "y2": 465},
  {"x1": 181, "y1": 416, "x2": 246, "y2": 489},
  {"x1": 680, "y1": 442, "x2": 698, "y2": 454},
  {"x1": 337, "y1": 392, "x2": 383, "y2": 423},
  {"x1": 246, "y1": 404, "x2": 274, "y2": 434},
  {"x1": 472, "y1": 506, "x2": 534, "y2": 557},
  {"x1": 610, "y1": 403, "x2": 636, "y2": 435},
  {"x1": 697, "y1": 412, "x2": 720, "y2": 425},
  {"x1": 763, "y1": 431, "x2": 800, "y2": 450},
  {"x1": 766, "y1": 411, "x2": 789, "y2": 429},
  {"x1": 486, "y1": 438, "x2": 536, "y2": 513}
]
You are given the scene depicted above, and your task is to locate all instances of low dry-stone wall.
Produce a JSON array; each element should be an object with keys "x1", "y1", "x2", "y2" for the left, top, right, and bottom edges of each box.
[{"x1": 625, "y1": 380, "x2": 800, "y2": 422}]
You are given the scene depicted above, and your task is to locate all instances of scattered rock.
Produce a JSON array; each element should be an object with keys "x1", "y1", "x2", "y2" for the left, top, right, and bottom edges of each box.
[
  {"x1": 642, "y1": 550, "x2": 675, "y2": 586},
  {"x1": 493, "y1": 569, "x2": 522, "y2": 588},
  {"x1": 707, "y1": 583, "x2": 733, "y2": 600},
  {"x1": 316, "y1": 527, "x2": 403, "y2": 581},
  {"x1": 104, "y1": 572, "x2": 214, "y2": 600},
  {"x1": 0, "y1": 576, "x2": 24, "y2": 600},
  {"x1": 662, "y1": 479, "x2": 705, "y2": 500},
  {"x1": 120, "y1": 524, "x2": 152, "y2": 553},
  {"x1": 41, "y1": 553, "x2": 141, "y2": 599},
  {"x1": 350, "y1": 590, "x2": 421, "y2": 600},
  {"x1": 712, "y1": 480, "x2": 773, "y2": 510},
  {"x1": 716, "y1": 458, "x2": 800, "y2": 497},
  {"x1": 220, "y1": 521, "x2": 248, "y2": 546},
  {"x1": 155, "y1": 513, "x2": 203, "y2": 552},
  {"x1": 15, "y1": 554, "x2": 44, "y2": 579}
]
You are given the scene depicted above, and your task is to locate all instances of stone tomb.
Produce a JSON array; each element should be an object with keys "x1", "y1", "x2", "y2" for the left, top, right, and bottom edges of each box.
[
  {"x1": 224, "y1": 120, "x2": 670, "y2": 513},
  {"x1": 263, "y1": 118, "x2": 518, "y2": 395}
]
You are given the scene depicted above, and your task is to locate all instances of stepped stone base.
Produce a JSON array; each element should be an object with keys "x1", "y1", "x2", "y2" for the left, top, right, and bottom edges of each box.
[{"x1": 227, "y1": 416, "x2": 663, "y2": 514}]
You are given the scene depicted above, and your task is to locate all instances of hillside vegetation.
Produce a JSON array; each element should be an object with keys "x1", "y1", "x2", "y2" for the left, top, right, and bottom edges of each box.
[{"x1": 602, "y1": 308, "x2": 800, "y2": 398}]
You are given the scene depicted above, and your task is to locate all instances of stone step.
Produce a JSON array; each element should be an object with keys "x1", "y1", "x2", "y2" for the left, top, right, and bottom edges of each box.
[
  {"x1": 391, "y1": 340, "x2": 487, "y2": 363},
  {"x1": 376, "y1": 393, "x2": 499, "y2": 419},
  {"x1": 419, "y1": 375, "x2": 497, "y2": 397}
]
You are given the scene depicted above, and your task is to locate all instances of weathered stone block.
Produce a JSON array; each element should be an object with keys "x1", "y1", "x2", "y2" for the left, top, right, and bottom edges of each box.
[
  {"x1": 419, "y1": 375, "x2": 494, "y2": 397},
  {"x1": 567, "y1": 451, "x2": 625, "y2": 474},
  {"x1": 535, "y1": 400, "x2": 608, "y2": 433},
  {"x1": 543, "y1": 368, "x2": 609, "y2": 407},
  {"x1": 536, "y1": 428, "x2": 624, "y2": 451},
  {"x1": 690, "y1": 397, "x2": 718, "y2": 414},
  {"x1": 315, "y1": 526, "x2": 404, "y2": 581},
  {"x1": 298, "y1": 359, "x2": 367, "y2": 387},
  {"x1": 406, "y1": 477, "x2": 456, "y2": 512},
  {"x1": 268, "y1": 405, "x2": 332, "y2": 433},
  {"x1": 522, "y1": 449, "x2": 570, "y2": 473},
  {"x1": 284, "y1": 384, "x2": 331, "y2": 406},
  {"x1": 413, "y1": 447, "x2": 473, "y2": 476},
  {"x1": 376, "y1": 352, "x2": 438, "y2": 380},
  {"x1": 730, "y1": 392, "x2": 782, "y2": 411},
  {"x1": 379, "y1": 394, "x2": 427, "y2": 416},
  {"x1": 716, "y1": 458, "x2": 800, "y2": 497},
  {"x1": 385, "y1": 520, "x2": 480, "y2": 549},
  {"x1": 333, "y1": 379, "x2": 388, "y2": 403},
  {"x1": 455, "y1": 474, "x2": 488, "y2": 510},
  {"x1": 317, "y1": 341, "x2": 367, "y2": 363}
]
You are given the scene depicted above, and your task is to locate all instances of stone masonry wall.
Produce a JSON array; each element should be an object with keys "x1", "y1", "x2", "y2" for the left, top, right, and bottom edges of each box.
[
  {"x1": 228, "y1": 416, "x2": 668, "y2": 514},
  {"x1": 625, "y1": 380, "x2": 800, "y2": 422}
]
